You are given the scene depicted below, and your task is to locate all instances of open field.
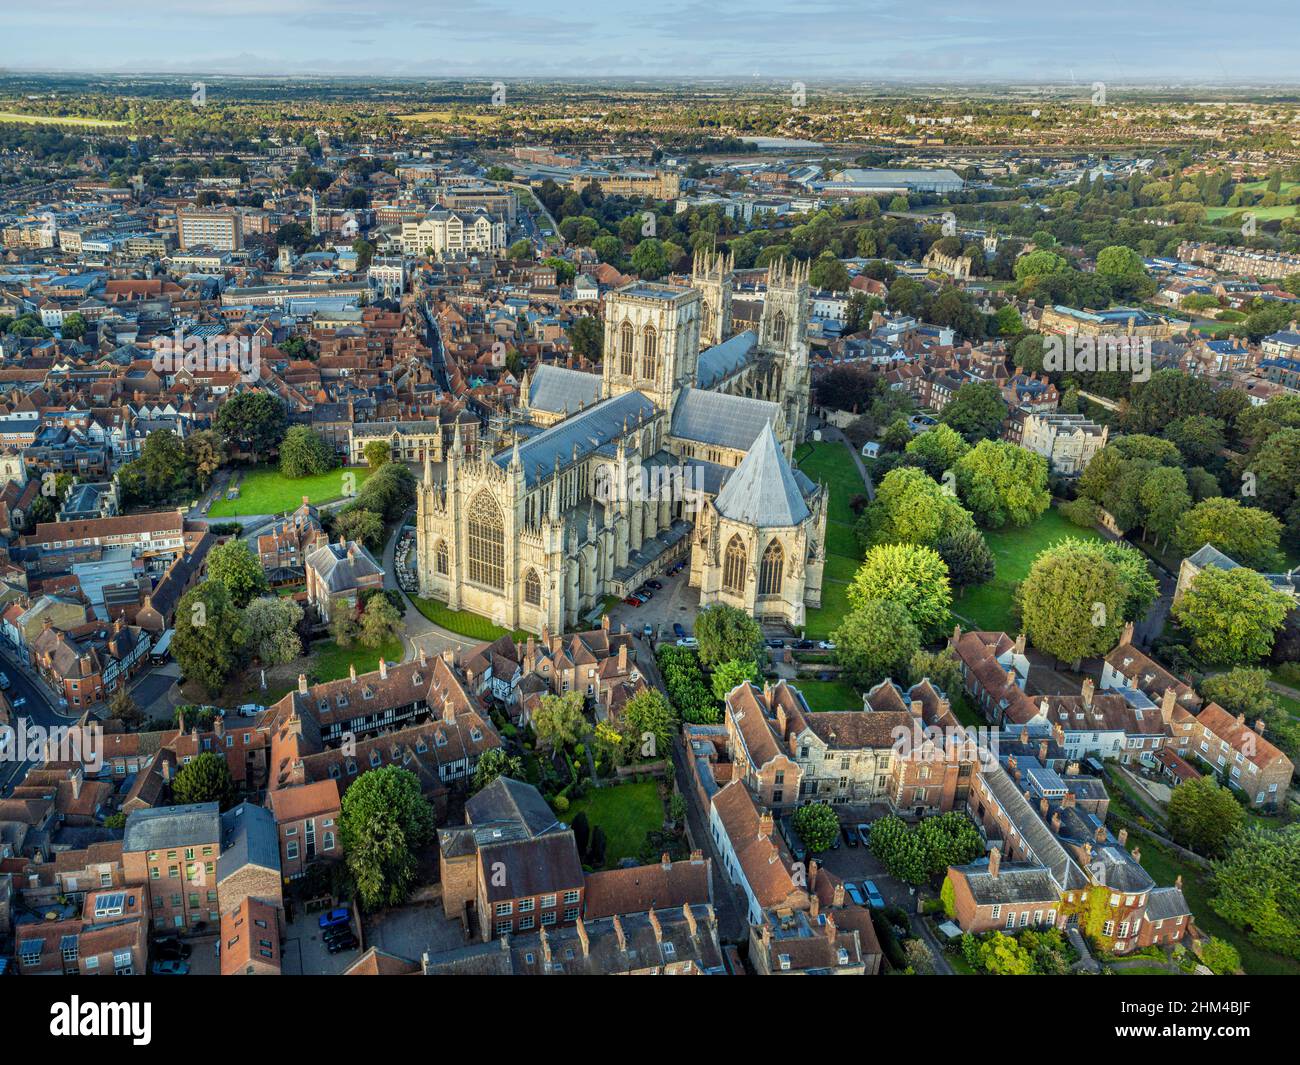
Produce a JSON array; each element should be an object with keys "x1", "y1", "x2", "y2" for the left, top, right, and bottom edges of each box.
[
  {"x1": 794, "y1": 439, "x2": 866, "y2": 640},
  {"x1": 558, "y1": 782, "x2": 664, "y2": 869},
  {"x1": 0, "y1": 111, "x2": 127, "y2": 127},
  {"x1": 955, "y1": 508, "x2": 1106, "y2": 633},
  {"x1": 208, "y1": 465, "x2": 372, "y2": 517},
  {"x1": 1206, "y1": 204, "x2": 1298, "y2": 221}
]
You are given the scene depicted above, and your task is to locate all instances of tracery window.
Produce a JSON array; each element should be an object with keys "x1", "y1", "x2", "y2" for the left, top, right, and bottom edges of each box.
[
  {"x1": 758, "y1": 539, "x2": 784, "y2": 596},
  {"x1": 467, "y1": 492, "x2": 505, "y2": 590},
  {"x1": 723, "y1": 535, "x2": 747, "y2": 595}
]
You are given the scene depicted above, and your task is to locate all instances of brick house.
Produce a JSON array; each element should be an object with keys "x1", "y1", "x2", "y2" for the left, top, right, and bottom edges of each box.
[
  {"x1": 220, "y1": 896, "x2": 283, "y2": 976},
  {"x1": 122, "y1": 803, "x2": 222, "y2": 932},
  {"x1": 266, "y1": 778, "x2": 342, "y2": 877}
]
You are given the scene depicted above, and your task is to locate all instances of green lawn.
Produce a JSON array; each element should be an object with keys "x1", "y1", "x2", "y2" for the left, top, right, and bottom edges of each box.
[
  {"x1": 1206, "y1": 204, "x2": 1298, "y2": 221},
  {"x1": 310, "y1": 635, "x2": 405, "y2": 683},
  {"x1": 558, "y1": 782, "x2": 665, "y2": 869},
  {"x1": 795, "y1": 439, "x2": 867, "y2": 641},
  {"x1": 792, "y1": 676, "x2": 862, "y2": 712},
  {"x1": 954, "y1": 507, "x2": 1106, "y2": 633},
  {"x1": 408, "y1": 595, "x2": 531, "y2": 642},
  {"x1": 1134, "y1": 841, "x2": 1300, "y2": 976},
  {"x1": 208, "y1": 465, "x2": 372, "y2": 517}
]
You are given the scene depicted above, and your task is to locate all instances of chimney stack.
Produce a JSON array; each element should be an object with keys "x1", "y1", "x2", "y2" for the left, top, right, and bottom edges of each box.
[
  {"x1": 575, "y1": 916, "x2": 590, "y2": 957},
  {"x1": 349, "y1": 662, "x2": 357, "y2": 683},
  {"x1": 648, "y1": 908, "x2": 662, "y2": 944},
  {"x1": 612, "y1": 915, "x2": 627, "y2": 953},
  {"x1": 1117, "y1": 828, "x2": 1128, "y2": 847},
  {"x1": 1081, "y1": 678, "x2": 1095, "y2": 707},
  {"x1": 298, "y1": 673, "x2": 308, "y2": 694},
  {"x1": 1051, "y1": 811, "x2": 1061, "y2": 834},
  {"x1": 758, "y1": 812, "x2": 774, "y2": 840},
  {"x1": 988, "y1": 846, "x2": 1001, "y2": 878},
  {"x1": 1063, "y1": 791, "x2": 1076, "y2": 809},
  {"x1": 683, "y1": 904, "x2": 698, "y2": 939},
  {"x1": 1095, "y1": 824, "x2": 1107, "y2": 843},
  {"x1": 1131, "y1": 846, "x2": 1142, "y2": 864},
  {"x1": 379, "y1": 658, "x2": 388, "y2": 680},
  {"x1": 1039, "y1": 797, "x2": 1049, "y2": 817}
]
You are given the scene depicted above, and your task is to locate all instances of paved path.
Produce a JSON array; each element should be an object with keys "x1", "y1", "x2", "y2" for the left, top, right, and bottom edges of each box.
[
  {"x1": 910, "y1": 913, "x2": 954, "y2": 975},
  {"x1": 818, "y1": 423, "x2": 875, "y2": 502}
]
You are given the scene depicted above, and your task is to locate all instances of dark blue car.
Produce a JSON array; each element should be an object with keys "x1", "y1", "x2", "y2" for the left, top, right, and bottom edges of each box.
[{"x1": 672, "y1": 623, "x2": 686, "y2": 638}]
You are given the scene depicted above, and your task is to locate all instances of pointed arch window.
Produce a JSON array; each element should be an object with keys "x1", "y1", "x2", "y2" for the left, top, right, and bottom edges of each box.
[
  {"x1": 759, "y1": 539, "x2": 784, "y2": 596},
  {"x1": 524, "y1": 568, "x2": 541, "y2": 606},
  {"x1": 619, "y1": 321, "x2": 635, "y2": 376},
  {"x1": 771, "y1": 309, "x2": 788, "y2": 346},
  {"x1": 467, "y1": 492, "x2": 505, "y2": 590},
  {"x1": 436, "y1": 540, "x2": 449, "y2": 575},
  {"x1": 641, "y1": 325, "x2": 657, "y2": 380},
  {"x1": 723, "y1": 535, "x2": 747, "y2": 595}
]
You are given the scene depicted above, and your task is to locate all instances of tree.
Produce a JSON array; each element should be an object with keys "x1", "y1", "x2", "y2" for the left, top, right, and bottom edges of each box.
[
  {"x1": 358, "y1": 594, "x2": 404, "y2": 649},
  {"x1": 1198, "y1": 937, "x2": 1242, "y2": 975},
  {"x1": 908, "y1": 647, "x2": 964, "y2": 696},
  {"x1": 107, "y1": 688, "x2": 144, "y2": 731},
  {"x1": 333, "y1": 508, "x2": 385, "y2": 552},
  {"x1": 809, "y1": 251, "x2": 850, "y2": 292},
  {"x1": 935, "y1": 527, "x2": 996, "y2": 591},
  {"x1": 206, "y1": 539, "x2": 270, "y2": 608},
  {"x1": 1018, "y1": 542, "x2": 1125, "y2": 664},
  {"x1": 533, "y1": 690, "x2": 587, "y2": 750},
  {"x1": 184, "y1": 429, "x2": 226, "y2": 489},
  {"x1": 279, "y1": 425, "x2": 336, "y2": 478},
  {"x1": 621, "y1": 688, "x2": 677, "y2": 761},
  {"x1": 695, "y1": 604, "x2": 764, "y2": 670},
  {"x1": 1210, "y1": 824, "x2": 1300, "y2": 958},
  {"x1": 1172, "y1": 567, "x2": 1291, "y2": 666},
  {"x1": 364, "y1": 439, "x2": 392, "y2": 469},
  {"x1": 954, "y1": 440, "x2": 1050, "y2": 528},
  {"x1": 170, "y1": 751, "x2": 235, "y2": 808},
  {"x1": 857, "y1": 466, "x2": 974, "y2": 548},
  {"x1": 710, "y1": 658, "x2": 761, "y2": 702},
  {"x1": 1199, "y1": 668, "x2": 1278, "y2": 721},
  {"x1": 1175, "y1": 497, "x2": 1285, "y2": 572},
  {"x1": 339, "y1": 765, "x2": 435, "y2": 910},
  {"x1": 214, "y1": 391, "x2": 287, "y2": 461},
  {"x1": 1095, "y1": 244, "x2": 1151, "y2": 300},
  {"x1": 977, "y1": 931, "x2": 1036, "y2": 975},
  {"x1": 567, "y1": 315, "x2": 602, "y2": 361},
  {"x1": 833, "y1": 601, "x2": 922, "y2": 689},
  {"x1": 471, "y1": 747, "x2": 524, "y2": 794},
  {"x1": 847, "y1": 543, "x2": 952, "y2": 640},
  {"x1": 631, "y1": 238, "x2": 669, "y2": 279},
  {"x1": 792, "y1": 802, "x2": 840, "y2": 853},
  {"x1": 172, "y1": 583, "x2": 247, "y2": 695},
  {"x1": 243, "y1": 596, "x2": 304, "y2": 666},
  {"x1": 353, "y1": 461, "x2": 416, "y2": 521},
  {"x1": 869, "y1": 812, "x2": 981, "y2": 887},
  {"x1": 1167, "y1": 775, "x2": 1245, "y2": 857},
  {"x1": 330, "y1": 597, "x2": 360, "y2": 647},
  {"x1": 904, "y1": 424, "x2": 969, "y2": 479},
  {"x1": 939, "y1": 381, "x2": 1008, "y2": 443},
  {"x1": 1013, "y1": 249, "x2": 1068, "y2": 281},
  {"x1": 61, "y1": 311, "x2": 87, "y2": 339},
  {"x1": 132, "y1": 429, "x2": 187, "y2": 501}
]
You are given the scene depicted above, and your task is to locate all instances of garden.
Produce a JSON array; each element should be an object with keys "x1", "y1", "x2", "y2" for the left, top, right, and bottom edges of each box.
[{"x1": 209, "y1": 464, "x2": 373, "y2": 517}]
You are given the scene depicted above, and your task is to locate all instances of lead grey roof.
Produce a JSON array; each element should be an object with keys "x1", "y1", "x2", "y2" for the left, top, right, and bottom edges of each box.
[
  {"x1": 465, "y1": 776, "x2": 563, "y2": 838},
  {"x1": 981, "y1": 764, "x2": 1087, "y2": 891},
  {"x1": 957, "y1": 861, "x2": 1061, "y2": 906},
  {"x1": 123, "y1": 802, "x2": 221, "y2": 853},
  {"x1": 305, "y1": 541, "x2": 383, "y2": 590},
  {"x1": 696, "y1": 330, "x2": 757, "y2": 389},
  {"x1": 713, "y1": 422, "x2": 810, "y2": 528},
  {"x1": 1186, "y1": 543, "x2": 1239, "y2": 571},
  {"x1": 494, "y1": 389, "x2": 654, "y2": 487},
  {"x1": 217, "y1": 802, "x2": 281, "y2": 882},
  {"x1": 1144, "y1": 885, "x2": 1191, "y2": 921},
  {"x1": 670, "y1": 387, "x2": 780, "y2": 451},
  {"x1": 528, "y1": 364, "x2": 602, "y2": 415}
]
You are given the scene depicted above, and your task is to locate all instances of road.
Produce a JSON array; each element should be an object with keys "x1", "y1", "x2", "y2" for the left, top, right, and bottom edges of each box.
[{"x1": 0, "y1": 643, "x2": 77, "y2": 796}]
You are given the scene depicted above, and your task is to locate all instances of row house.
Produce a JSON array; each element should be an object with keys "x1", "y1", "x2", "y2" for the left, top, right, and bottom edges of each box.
[{"x1": 15, "y1": 886, "x2": 149, "y2": 975}]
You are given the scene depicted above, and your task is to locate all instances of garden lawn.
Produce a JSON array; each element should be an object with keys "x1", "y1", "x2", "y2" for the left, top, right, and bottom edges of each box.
[
  {"x1": 409, "y1": 595, "x2": 531, "y2": 641},
  {"x1": 310, "y1": 635, "x2": 405, "y2": 683},
  {"x1": 208, "y1": 465, "x2": 372, "y2": 517},
  {"x1": 794, "y1": 439, "x2": 867, "y2": 641},
  {"x1": 558, "y1": 782, "x2": 665, "y2": 869},
  {"x1": 954, "y1": 507, "x2": 1105, "y2": 633},
  {"x1": 792, "y1": 676, "x2": 861, "y2": 712}
]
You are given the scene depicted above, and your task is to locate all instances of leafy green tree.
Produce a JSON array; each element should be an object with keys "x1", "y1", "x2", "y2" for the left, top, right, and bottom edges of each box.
[
  {"x1": 172, "y1": 582, "x2": 247, "y2": 695},
  {"x1": 695, "y1": 604, "x2": 764, "y2": 669},
  {"x1": 792, "y1": 802, "x2": 840, "y2": 853},
  {"x1": 364, "y1": 439, "x2": 392, "y2": 469},
  {"x1": 809, "y1": 251, "x2": 850, "y2": 292},
  {"x1": 954, "y1": 440, "x2": 1050, "y2": 528},
  {"x1": 333, "y1": 507, "x2": 385, "y2": 552},
  {"x1": 533, "y1": 690, "x2": 588, "y2": 751},
  {"x1": 908, "y1": 647, "x2": 964, "y2": 696},
  {"x1": 206, "y1": 539, "x2": 270, "y2": 608},
  {"x1": 935, "y1": 527, "x2": 996, "y2": 591},
  {"x1": 1095, "y1": 244, "x2": 1151, "y2": 300},
  {"x1": 833, "y1": 601, "x2": 921, "y2": 689},
  {"x1": 1018, "y1": 541, "x2": 1125, "y2": 665},
  {"x1": 1175, "y1": 497, "x2": 1285, "y2": 572},
  {"x1": 710, "y1": 658, "x2": 761, "y2": 702},
  {"x1": 184, "y1": 429, "x2": 226, "y2": 489},
  {"x1": 621, "y1": 688, "x2": 677, "y2": 761},
  {"x1": 1198, "y1": 937, "x2": 1242, "y2": 975},
  {"x1": 339, "y1": 765, "x2": 435, "y2": 910},
  {"x1": 1172, "y1": 567, "x2": 1291, "y2": 665},
  {"x1": 358, "y1": 594, "x2": 404, "y2": 649},
  {"x1": 107, "y1": 688, "x2": 145, "y2": 731},
  {"x1": 1167, "y1": 775, "x2": 1245, "y2": 857},
  {"x1": 279, "y1": 425, "x2": 336, "y2": 478},
  {"x1": 1210, "y1": 824, "x2": 1300, "y2": 959},
  {"x1": 567, "y1": 315, "x2": 602, "y2": 361},
  {"x1": 353, "y1": 461, "x2": 417, "y2": 521},
  {"x1": 215, "y1": 391, "x2": 287, "y2": 461},
  {"x1": 858, "y1": 466, "x2": 974, "y2": 548},
  {"x1": 939, "y1": 381, "x2": 1008, "y2": 443},
  {"x1": 243, "y1": 596, "x2": 304, "y2": 666},
  {"x1": 847, "y1": 543, "x2": 952, "y2": 640},
  {"x1": 904, "y1": 423, "x2": 970, "y2": 479},
  {"x1": 171, "y1": 752, "x2": 235, "y2": 808},
  {"x1": 631, "y1": 238, "x2": 669, "y2": 279},
  {"x1": 978, "y1": 931, "x2": 1036, "y2": 975},
  {"x1": 1199, "y1": 668, "x2": 1278, "y2": 721},
  {"x1": 1013, "y1": 249, "x2": 1068, "y2": 281},
  {"x1": 61, "y1": 311, "x2": 88, "y2": 339},
  {"x1": 471, "y1": 747, "x2": 524, "y2": 794}
]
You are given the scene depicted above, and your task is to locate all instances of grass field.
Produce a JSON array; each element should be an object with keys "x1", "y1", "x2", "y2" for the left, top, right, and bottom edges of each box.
[
  {"x1": 310, "y1": 635, "x2": 405, "y2": 683},
  {"x1": 559, "y1": 782, "x2": 664, "y2": 869},
  {"x1": 1206, "y1": 204, "x2": 1298, "y2": 221},
  {"x1": 954, "y1": 507, "x2": 1106, "y2": 633},
  {"x1": 791, "y1": 676, "x2": 862, "y2": 712},
  {"x1": 409, "y1": 595, "x2": 531, "y2": 642},
  {"x1": 208, "y1": 465, "x2": 372, "y2": 517},
  {"x1": 0, "y1": 111, "x2": 127, "y2": 127},
  {"x1": 794, "y1": 439, "x2": 867, "y2": 641}
]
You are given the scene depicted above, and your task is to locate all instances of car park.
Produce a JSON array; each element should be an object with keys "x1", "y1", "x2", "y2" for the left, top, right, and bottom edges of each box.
[
  {"x1": 841, "y1": 824, "x2": 858, "y2": 847},
  {"x1": 864, "y1": 880, "x2": 885, "y2": 909},
  {"x1": 153, "y1": 936, "x2": 192, "y2": 961},
  {"x1": 817, "y1": 641, "x2": 837, "y2": 651},
  {"x1": 326, "y1": 933, "x2": 359, "y2": 954},
  {"x1": 623, "y1": 596, "x2": 642, "y2": 607},
  {"x1": 151, "y1": 959, "x2": 189, "y2": 975}
]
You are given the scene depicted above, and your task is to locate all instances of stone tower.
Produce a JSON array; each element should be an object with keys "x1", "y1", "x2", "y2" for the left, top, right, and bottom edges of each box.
[
  {"x1": 692, "y1": 244, "x2": 734, "y2": 348},
  {"x1": 758, "y1": 257, "x2": 811, "y2": 444},
  {"x1": 600, "y1": 282, "x2": 702, "y2": 413}
]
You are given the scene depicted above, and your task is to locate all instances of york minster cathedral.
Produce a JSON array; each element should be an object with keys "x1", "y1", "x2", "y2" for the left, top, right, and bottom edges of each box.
[{"x1": 415, "y1": 251, "x2": 828, "y2": 635}]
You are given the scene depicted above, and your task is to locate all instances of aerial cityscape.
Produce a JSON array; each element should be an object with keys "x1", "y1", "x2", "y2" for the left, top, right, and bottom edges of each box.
[{"x1": 0, "y1": 6, "x2": 1298, "y2": 1012}]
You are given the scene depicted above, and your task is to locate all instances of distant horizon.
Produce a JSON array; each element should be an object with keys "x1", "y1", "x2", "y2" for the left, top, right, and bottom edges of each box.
[{"x1": 5, "y1": 1, "x2": 1299, "y2": 84}]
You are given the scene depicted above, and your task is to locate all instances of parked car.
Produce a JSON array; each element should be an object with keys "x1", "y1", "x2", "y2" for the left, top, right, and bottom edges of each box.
[
  {"x1": 153, "y1": 936, "x2": 191, "y2": 961},
  {"x1": 151, "y1": 959, "x2": 189, "y2": 975},
  {"x1": 863, "y1": 880, "x2": 885, "y2": 909},
  {"x1": 676, "y1": 637, "x2": 699, "y2": 649},
  {"x1": 841, "y1": 824, "x2": 858, "y2": 847},
  {"x1": 318, "y1": 907, "x2": 351, "y2": 931},
  {"x1": 817, "y1": 641, "x2": 837, "y2": 651},
  {"x1": 766, "y1": 638, "x2": 785, "y2": 649},
  {"x1": 672, "y1": 623, "x2": 686, "y2": 638},
  {"x1": 323, "y1": 923, "x2": 356, "y2": 944},
  {"x1": 843, "y1": 882, "x2": 866, "y2": 907},
  {"x1": 326, "y1": 933, "x2": 359, "y2": 954},
  {"x1": 794, "y1": 639, "x2": 815, "y2": 650},
  {"x1": 623, "y1": 596, "x2": 642, "y2": 607},
  {"x1": 855, "y1": 823, "x2": 870, "y2": 846},
  {"x1": 645, "y1": 579, "x2": 663, "y2": 590},
  {"x1": 635, "y1": 588, "x2": 654, "y2": 600},
  {"x1": 642, "y1": 624, "x2": 654, "y2": 639}
]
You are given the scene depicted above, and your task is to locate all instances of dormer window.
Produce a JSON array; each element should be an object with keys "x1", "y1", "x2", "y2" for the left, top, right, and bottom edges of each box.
[
  {"x1": 336, "y1": 694, "x2": 348, "y2": 707},
  {"x1": 346, "y1": 760, "x2": 357, "y2": 776},
  {"x1": 363, "y1": 687, "x2": 374, "y2": 700},
  {"x1": 328, "y1": 765, "x2": 341, "y2": 779},
  {"x1": 436, "y1": 731, "x2": 447, "y2": 747},
  {"x1": 470, "y1": 728, "x2": 482, "y2": 742}
]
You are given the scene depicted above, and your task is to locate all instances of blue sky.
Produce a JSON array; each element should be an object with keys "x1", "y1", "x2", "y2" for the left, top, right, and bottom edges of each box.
[{"x1": 8, "y1": 1, "x2": 1298, "y2": 82}]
